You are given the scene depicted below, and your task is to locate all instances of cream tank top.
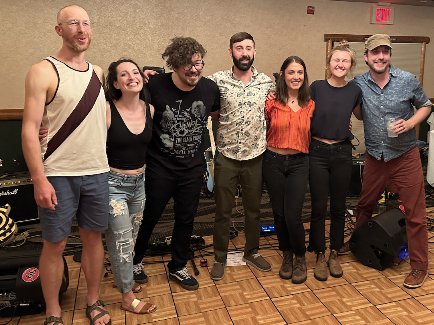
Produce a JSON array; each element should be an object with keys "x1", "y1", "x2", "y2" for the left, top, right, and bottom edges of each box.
[{"x1": 40, "y1": 57, "x2": 109, "y2": 176}]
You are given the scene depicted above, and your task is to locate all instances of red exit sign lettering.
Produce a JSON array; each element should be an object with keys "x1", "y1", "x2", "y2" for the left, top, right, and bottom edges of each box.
[
  {"x1": 370, "y1": 6, "x2": 394, "y2": 24},
  {"x1": 376, "y1": 8, "x2": 391, "y2": 22}
]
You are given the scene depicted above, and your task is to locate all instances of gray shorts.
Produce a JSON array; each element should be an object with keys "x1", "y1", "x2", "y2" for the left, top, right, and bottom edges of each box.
[{"x1": 38, "y1": 172, "x2": 109, "y2": 242}]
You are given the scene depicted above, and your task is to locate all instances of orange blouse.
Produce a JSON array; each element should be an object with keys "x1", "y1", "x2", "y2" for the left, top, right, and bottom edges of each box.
[{"x1": 264, "y1": 98, "x2": 315, "y2": 154}]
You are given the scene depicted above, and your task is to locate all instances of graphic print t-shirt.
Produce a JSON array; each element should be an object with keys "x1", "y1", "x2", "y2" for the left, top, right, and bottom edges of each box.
[{"x1": 147, "y1": 73, "x2": 220, "y2": 180}]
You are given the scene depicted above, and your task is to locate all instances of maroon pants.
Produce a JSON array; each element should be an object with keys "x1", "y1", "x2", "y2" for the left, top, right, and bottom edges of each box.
[{"x1": 355, "y1": 146, "x2": 428, "y2": 270}]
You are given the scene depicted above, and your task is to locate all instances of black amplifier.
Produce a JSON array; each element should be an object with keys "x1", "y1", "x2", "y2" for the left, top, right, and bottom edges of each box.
[
  {"x1": 0, "y1": 172, "x2": 39, "y2": 224},
  {"x1": 0, "y1": 250, "x2": 69, "y2": 317}
]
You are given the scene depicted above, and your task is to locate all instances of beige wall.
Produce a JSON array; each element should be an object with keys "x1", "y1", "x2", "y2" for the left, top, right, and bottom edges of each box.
[{"x1": 1, "y1": 0, "x2": 433, "y2": 109}]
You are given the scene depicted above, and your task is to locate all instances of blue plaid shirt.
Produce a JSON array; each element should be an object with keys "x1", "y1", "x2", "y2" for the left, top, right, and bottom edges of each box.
[{"x1": 352, "y1": 65, "x2": 432, "y2": 162}]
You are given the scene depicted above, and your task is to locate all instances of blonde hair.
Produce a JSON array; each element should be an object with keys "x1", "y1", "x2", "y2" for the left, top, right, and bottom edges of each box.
[{"x1": 327, "y1": 40, "x2": 357, "y2": 70}]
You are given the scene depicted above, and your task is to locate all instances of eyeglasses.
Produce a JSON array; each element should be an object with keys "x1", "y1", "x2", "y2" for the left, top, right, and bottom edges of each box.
[
  {"x1": 183, "y1": 61, "x2": 205, "y2": 71},
  {"x1": 58, "y1": 20, "x2": 91, "y2": 29}
]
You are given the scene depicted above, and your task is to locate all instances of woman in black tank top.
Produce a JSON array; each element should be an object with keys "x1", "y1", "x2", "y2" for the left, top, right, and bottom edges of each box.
[{"x1": 104, "y1": 59, "x2": 156, "y2": 314}]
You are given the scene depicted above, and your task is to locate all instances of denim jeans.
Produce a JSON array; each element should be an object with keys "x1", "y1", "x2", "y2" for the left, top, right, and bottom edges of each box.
[
  {"x1": 133, "y1": 175, "x2": 203, "y2": 272},
  {"x1": 105, "y1": 170, "x2": 145, "y2": 293},
  {"x1": 262, "y1": 149, "x2": 309, "y2": 256},
  {"x1": 308, "y1": 138, "x2": 353, "y2": 253}
]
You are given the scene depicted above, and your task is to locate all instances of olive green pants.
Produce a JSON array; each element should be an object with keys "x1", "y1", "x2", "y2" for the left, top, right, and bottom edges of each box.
[{"x1": 213, "y1": 152, "x2": 263, "y2": 262}]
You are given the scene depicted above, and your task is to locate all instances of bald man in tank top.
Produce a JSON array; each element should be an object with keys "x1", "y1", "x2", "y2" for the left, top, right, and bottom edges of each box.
[{"x1": 22, "y1": 5, "x2": 111, "y2": 325}]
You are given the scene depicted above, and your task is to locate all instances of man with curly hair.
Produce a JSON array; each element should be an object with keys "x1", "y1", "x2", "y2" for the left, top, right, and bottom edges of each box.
[
  {"x1": 207, "y1": 32, "x2": 274, "y2": 280},
  {"x1": 133, "y1": 37, "x2": 220, "y2": 290}
]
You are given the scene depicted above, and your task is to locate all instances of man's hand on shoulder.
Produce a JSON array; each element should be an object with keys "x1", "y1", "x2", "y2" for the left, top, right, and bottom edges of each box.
[
  {"x1": 267, "y1": 91, "x2": 276, "y2": 101},
  {"x1": 143, "y1": 70, "x2": 159, "y2": 83}
]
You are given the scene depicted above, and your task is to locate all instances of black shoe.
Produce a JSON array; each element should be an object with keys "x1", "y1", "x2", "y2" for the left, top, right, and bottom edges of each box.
[
  {"x1": 133, "y1": 263, "x2": 148, "y2": 284},
  {"x1": 169, "y1": 267, "x2": 199, "y2": 290}
]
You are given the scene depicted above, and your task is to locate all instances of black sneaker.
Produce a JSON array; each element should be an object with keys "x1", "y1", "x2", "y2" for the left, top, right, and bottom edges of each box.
[
  {"x1": 133, "y1": 263, "x2": 148, "y2": 284},
  {"x1": 169, "y1": 267, "x2": 199, "y2": 290}
]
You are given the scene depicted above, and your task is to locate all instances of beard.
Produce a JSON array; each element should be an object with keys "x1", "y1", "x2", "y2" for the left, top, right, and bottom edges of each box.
[
  {"x1": 366, "y1": 59, "x2": 389, "y2": 74},
  {"x1": 233, "y1": 55, "x2": 254, "y2": 71},
  {"x1": 181, "y1": 71, "x2": 202, "y2": 87},
  {"x1": 65, "y1": 34, "x2": 92, "y2": 53}
]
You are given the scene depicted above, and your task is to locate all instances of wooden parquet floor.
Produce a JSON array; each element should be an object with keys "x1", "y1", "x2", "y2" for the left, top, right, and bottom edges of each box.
[{"x1": 3, "y1": 219, "x2": 434, "y2": 325}]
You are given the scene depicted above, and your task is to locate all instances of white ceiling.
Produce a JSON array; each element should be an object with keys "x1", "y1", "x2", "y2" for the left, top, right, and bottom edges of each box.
[{"x1": 329, "y1": 0, "x2": 434, "y2": 7}]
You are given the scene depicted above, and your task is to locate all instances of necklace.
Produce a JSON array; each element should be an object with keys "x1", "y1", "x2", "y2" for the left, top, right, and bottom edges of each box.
[
  {"x1": 289, "y1": 98, "x2": 297, "y2": 104},
  {"x1": 126, "y1": 108, "x2": 138, "y2": 115}
]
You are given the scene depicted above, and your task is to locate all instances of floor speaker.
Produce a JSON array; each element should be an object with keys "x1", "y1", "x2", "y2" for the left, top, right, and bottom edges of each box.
[{"x1": 349, "y1": 208, "x2": 407, "y2": 271}]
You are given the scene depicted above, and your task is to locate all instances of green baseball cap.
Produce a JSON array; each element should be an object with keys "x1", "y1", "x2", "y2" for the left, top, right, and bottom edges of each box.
[{"x1": 365, "y1": 34, "x2": 392, "y2": 51}]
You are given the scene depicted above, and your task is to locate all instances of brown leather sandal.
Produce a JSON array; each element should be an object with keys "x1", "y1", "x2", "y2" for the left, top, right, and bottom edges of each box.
[
  {"x1": 86, "y1": 300, "x2": 112, "y2": 325},
  {"x1": 120, "y1": 298, "x2": 157, "y2": 314},
  {"x1": 44, "y1": 316, "x2": 64, "y2": 325}
]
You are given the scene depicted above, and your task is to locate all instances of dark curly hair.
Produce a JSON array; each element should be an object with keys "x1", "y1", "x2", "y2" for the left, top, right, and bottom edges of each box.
[
  {"x1": 275, "y1": 56, "x2": 310, "y2": 107},
  {"x1": 105, "y1": 58, "x2": 150, "y2": 103},
  {"x1": 162, "y1": 37, "x2": 206, "y2": 70}
]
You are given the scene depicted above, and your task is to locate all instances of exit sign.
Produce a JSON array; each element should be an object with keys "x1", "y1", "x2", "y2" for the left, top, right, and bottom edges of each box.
[{"x1": 370, "y1": 6, "x2": 394, "y2": 25}]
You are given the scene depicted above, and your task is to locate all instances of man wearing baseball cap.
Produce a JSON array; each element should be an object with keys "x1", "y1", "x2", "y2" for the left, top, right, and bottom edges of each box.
[{"x1": 339, "y1": 34, "x2": 432, "y2": 288}]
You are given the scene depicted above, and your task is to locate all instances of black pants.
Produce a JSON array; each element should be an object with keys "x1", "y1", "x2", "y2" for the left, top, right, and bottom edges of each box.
[
  {"x1": 262, "y1": 149, "x2": 309, "y2": 256},
  {"x1": 308, "y1": 139, "x2": 353, "y2": 253},
  {"x1": 133, "y1": 174, "x2": 203, "y2": 271}
]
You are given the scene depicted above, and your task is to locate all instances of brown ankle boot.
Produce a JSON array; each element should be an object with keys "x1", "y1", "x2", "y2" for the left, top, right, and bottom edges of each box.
[
  {"x1": 314, "y1": 252, "x2": 328, "y2": 281},
  {"x1": 292, "y1": 254, "x2": 307, "y2": 284},
  {"x1": 279, "y1": 250, "x2": 293, "y2": 279},
  {"x1": 328, "y1": 250, "x2": 343, "y2": 277}
]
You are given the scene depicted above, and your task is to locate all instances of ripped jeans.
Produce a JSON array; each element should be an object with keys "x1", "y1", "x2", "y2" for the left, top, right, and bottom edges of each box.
[{"x1": 105, "y1": 170, "x2": 145, "y2": 293}]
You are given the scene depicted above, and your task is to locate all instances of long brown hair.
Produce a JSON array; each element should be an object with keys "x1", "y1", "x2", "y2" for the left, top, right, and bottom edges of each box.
[
  {"x1": 105, "y1": 58, "x2": 150, "y2": 103},
  {"x1": 275, "y1": 56, "x2": 310, "y2": 107}
]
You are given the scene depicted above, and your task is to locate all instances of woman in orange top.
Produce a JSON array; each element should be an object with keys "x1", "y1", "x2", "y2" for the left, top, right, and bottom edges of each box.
[{"x1": 263, "y1": 56, "x2": 315, "y2": 284}]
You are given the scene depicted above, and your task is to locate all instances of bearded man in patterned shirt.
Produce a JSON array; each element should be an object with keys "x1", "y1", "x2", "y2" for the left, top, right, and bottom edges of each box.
[{"x1": 208, "y1": 32, "x2": 274, "y2": 280}]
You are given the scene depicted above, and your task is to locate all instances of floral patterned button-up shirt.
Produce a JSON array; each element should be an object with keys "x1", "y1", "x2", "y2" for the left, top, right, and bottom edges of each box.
[{"x1": 207, "y1": 67, "x2": 273, "y2": 160}]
